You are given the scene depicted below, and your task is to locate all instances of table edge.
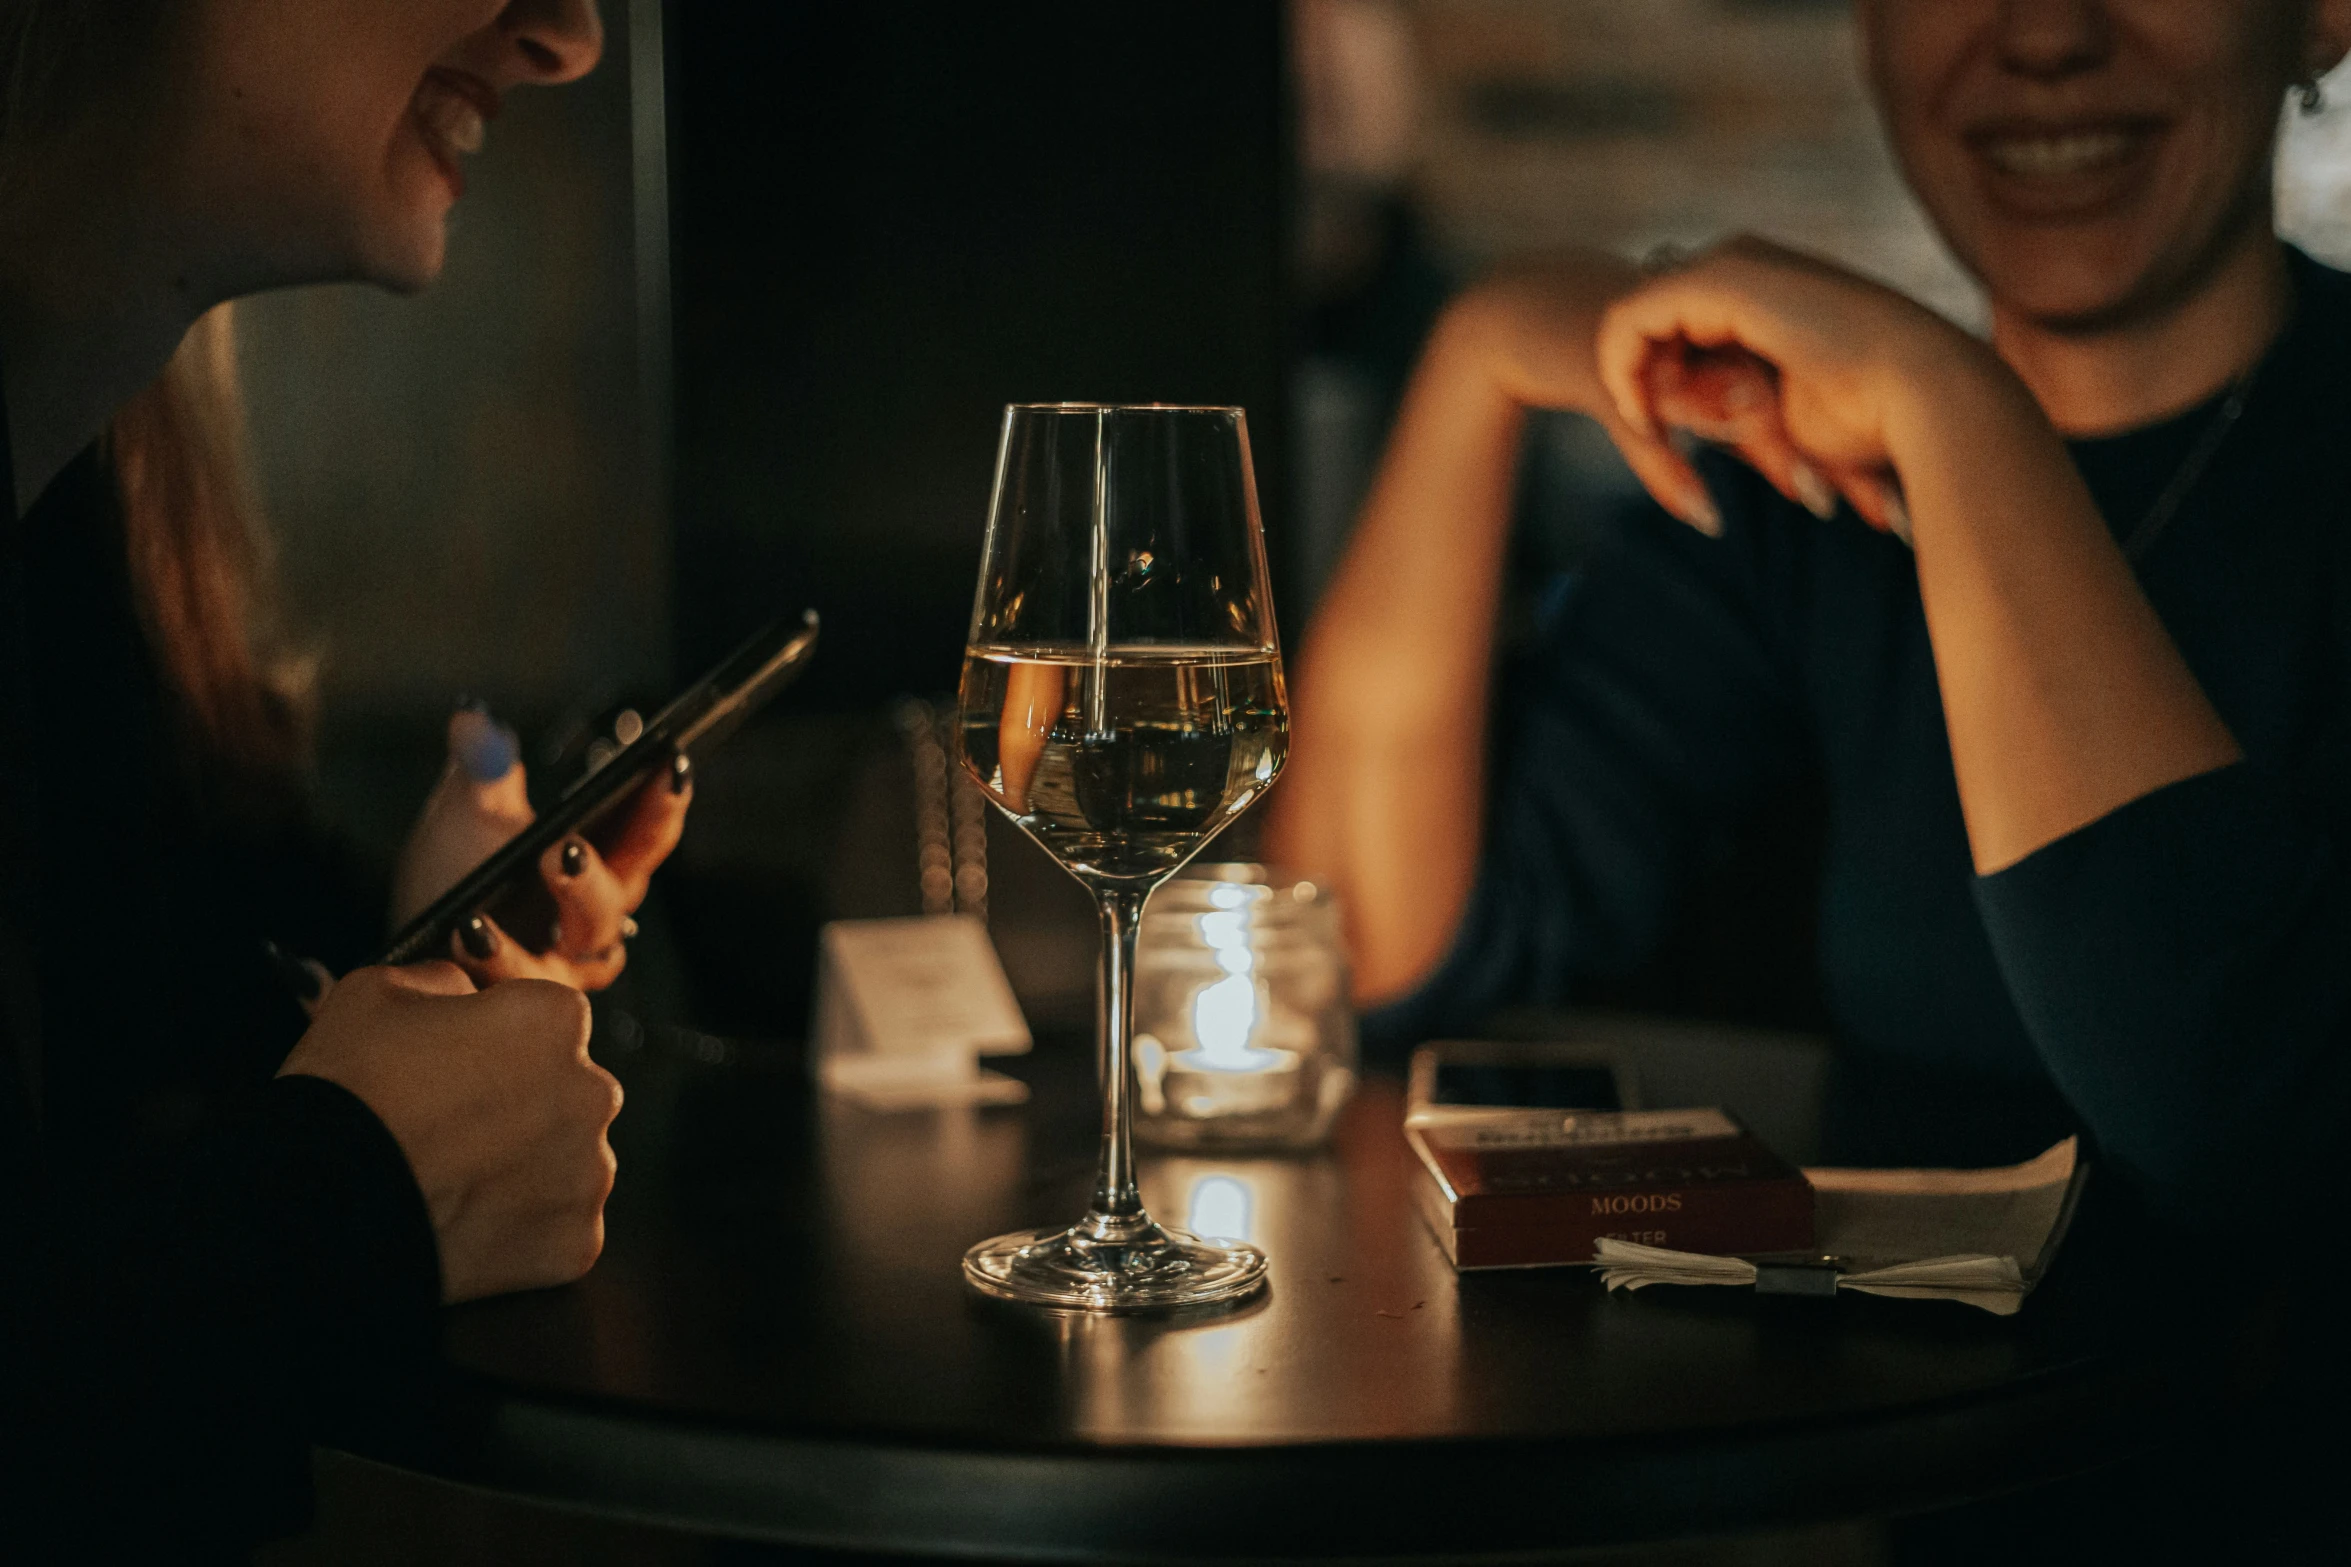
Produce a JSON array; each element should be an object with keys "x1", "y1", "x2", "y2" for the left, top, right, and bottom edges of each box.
[{"x1": 349, "y1": 1353, "x2": 2177, "y2": 1560}]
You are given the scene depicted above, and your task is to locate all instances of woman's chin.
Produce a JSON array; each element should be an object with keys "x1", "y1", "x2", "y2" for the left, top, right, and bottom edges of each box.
[
  {"x1": 348, "y1": 160, "x2": 462, "y2": 294},
  {"x1": 1966, "y1": 228, "x2": 2188, "y2": 332},
  {"x1": 353, "y1": 212, "x2": 452, "y2": 296}
]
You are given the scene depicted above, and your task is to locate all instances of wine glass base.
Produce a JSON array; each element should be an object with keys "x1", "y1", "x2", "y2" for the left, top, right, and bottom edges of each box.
[{"x1": 963, "y1": 1221, "x2": 1268, "y2": 1313}]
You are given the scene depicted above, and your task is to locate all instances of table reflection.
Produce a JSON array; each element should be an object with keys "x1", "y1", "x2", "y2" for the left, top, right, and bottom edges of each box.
[{"x1": 444, "y1": 1036, "x2": 2067, "y2": 1466}]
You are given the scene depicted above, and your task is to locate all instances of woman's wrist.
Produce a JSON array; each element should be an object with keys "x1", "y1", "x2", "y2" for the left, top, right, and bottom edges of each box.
[
  {"x1": 1876, "y1": 320, "x2": 2044, "y2": 476},
  {"x1": 1432, "y1": 260, "x2": 1633, "y2": 419},
  {"x1": 1423, "y1": 292, "x2": 1526, "y2": 410},
  {"x1": 1880, "y1": 338, "x2": 2087, "y2": 570}
]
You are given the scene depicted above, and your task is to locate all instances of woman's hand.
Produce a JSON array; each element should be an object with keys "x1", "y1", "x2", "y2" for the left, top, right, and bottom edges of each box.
[
  {"x1": 1593, "y1": 235, "x2": 2013, "y2": 537},
  {"x1": 1592, "y1": 235, "x2": 2240, "y2": 874},
  {"x1": 392, "y1": 706, "x2": 693, "y2": 991},
  {"x1": 1441, "y1": 252, "x2": 1725, "y2": 534},
  {"x1": 279, "y1": 962, "x2": 621, "y2": 1302}
]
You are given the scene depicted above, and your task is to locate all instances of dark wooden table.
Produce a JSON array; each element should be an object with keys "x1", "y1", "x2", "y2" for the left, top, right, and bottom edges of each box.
[{"x1": 359, "y1": 1022, "x2": 2180, "y2": 1560}]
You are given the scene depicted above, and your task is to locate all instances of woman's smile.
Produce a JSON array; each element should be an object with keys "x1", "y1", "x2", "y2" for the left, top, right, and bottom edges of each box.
[
  {"x1": 1962, "y1": 116, "x2": 2171, "y2": 217},
  {"x1": 410, "y1": 69, "x2": 501, "y2": 200}
]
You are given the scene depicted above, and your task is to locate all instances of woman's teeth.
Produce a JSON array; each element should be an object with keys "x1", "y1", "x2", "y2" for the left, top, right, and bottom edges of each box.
[
  {"x1": 414, "y1": 78, "x2": 486, "y2": 161},
  {"x1": 1979, "y1": 129, "x2": 2137, "y2": 178}
]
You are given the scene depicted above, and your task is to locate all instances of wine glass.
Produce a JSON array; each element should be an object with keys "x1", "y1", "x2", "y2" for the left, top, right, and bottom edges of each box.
[{"x1": 956, "y1": 404, "x2": 1288, "y2": 1311}]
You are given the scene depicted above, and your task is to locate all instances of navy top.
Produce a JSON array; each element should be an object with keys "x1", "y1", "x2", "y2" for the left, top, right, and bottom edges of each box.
[
  {"x1": 0, "y1": 409, "x2": 440, "y2": 1557},
  {"x1": 1382, "y1": 249, "x2": 2351, "y2": 1236}
]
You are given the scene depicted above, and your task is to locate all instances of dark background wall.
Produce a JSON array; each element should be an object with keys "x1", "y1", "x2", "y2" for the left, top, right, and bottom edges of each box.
[
  {"x1": 652, "y1": 3, "x2": 1295, "y2": 1036},
  {"x1": 664, "y1": 2, "x2": 1292, "y2": 709}
]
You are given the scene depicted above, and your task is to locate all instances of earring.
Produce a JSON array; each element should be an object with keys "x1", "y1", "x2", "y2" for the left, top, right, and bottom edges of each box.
[{"x1": 2300, "y1": 77, "x2": 2327, "y2": 116}]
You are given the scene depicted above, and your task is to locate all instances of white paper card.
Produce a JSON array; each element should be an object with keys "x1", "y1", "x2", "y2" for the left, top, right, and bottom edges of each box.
[{"x1": 814, "y1": 916, "x2": 1031, "y2": 1110}]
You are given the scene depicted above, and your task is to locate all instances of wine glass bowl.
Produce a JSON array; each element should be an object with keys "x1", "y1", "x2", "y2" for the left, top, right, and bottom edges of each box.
[
  {"x1": 958, "y1": 649, "x2": 1286, "y2": 884},
  {"x1": 956, "y1": 404, "x2": 1287, "y2": 1312}
]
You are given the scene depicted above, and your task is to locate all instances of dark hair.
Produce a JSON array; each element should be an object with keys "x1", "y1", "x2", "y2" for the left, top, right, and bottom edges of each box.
[{"x1": 4, "y1": 0, "x2": 312, "y2": 808}]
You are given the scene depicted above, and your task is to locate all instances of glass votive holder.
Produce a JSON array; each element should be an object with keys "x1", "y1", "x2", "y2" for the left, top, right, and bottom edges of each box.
[{"x1": 1133, "y1": 865, "x2": 1358, "y2": 1152}]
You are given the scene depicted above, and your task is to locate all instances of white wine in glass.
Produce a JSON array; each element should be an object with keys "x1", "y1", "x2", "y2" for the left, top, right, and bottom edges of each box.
[{"x1": 956, "y1": 406, "x2": 1287, "y2": 1311}]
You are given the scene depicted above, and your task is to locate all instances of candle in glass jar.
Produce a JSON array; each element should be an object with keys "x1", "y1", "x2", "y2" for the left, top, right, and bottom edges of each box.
[
  {"x1": 1163, "y1": 900, "x2": 1303, "y2": 1116},
  {"x1": 1133, "y1": 866, "x2": 1359, "y2": 1151}
]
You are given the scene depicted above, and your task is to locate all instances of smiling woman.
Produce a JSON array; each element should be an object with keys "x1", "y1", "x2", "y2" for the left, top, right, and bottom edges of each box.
[
  {"x1": 1877, "y1": 1, "x2": 2297, "y2": 295},
  {"x1": 2, "y1": 0, "x2": 604, "y2": 504},
  {"x1": 1274, "y1": 0, "x2": 2351, "y2": 1536},
  {"x1": 1277, "y1": 0, "x2": 2351, "y2": 1118},
  {"x1": 1266, "y1": 17, "x2": 2351, "y2": 1559},
  {"x1": 1864, "y1": 0, "x2": 2326, "y2": 413},
  {"x1": 0, "y1": 2, "x2": 704, "y2": 1560}
]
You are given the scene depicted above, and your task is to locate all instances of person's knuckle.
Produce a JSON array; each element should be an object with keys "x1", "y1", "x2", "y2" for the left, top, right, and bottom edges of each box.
[
  {"x1": 534, "y1": 979, "x2": 592, "y2": 1035},
  {"x1": 419, "y1": 958, "x2": 476, "y2": 989},
  {"x1": 572, "y1": 1215, "x2": 607, "y2": 1277},
  {"x1": 561, "y1": 1058, "x2": 604, "y2": 1107},
  {"x1": 499, "y1": 978, "x2": 592, "y2": 1044},
  {"x1": 338, "y1": 966, "x2": 390, "y2": 1004},
  {"x1": 565, "y1": 1140, "x2": 608, "y2": 1199}
]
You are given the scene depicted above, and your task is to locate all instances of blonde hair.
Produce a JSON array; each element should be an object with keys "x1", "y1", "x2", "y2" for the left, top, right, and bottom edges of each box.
[{"x1": 109, "y1": 310, "x2": 314, "y2": 800}]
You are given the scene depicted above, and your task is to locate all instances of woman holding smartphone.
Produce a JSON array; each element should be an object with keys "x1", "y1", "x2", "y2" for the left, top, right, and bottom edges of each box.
[{"x1": 1, "y1": 1, "x2": 696, "y2": 1555}]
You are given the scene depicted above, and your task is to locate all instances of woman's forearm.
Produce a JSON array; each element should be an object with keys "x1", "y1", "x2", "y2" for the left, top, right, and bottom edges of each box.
[
  {"x1": 1592, "y1": 240, "x2": 2248, "y2": 876},
  {"x1": 1268, "y1": 313, "x2": 1527, "y2": 1001},
  {"x1": 1891, "y1": 357, "x2": 2243, "y2": 874}
]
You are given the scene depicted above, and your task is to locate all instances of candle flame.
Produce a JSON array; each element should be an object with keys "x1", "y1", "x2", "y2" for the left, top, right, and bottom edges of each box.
[
  {"x1": 1186, "y1": 1174, "x2": 1256, "y2": 1242},
  {"x1": 1194, "y1": 973, "x2": 1280, "y2": 1071}
]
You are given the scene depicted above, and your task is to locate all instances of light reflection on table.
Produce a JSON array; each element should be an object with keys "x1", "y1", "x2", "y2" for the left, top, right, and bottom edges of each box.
[{"x1": 410, "y1": 1031, "x2": 2159, "y2": 1559}]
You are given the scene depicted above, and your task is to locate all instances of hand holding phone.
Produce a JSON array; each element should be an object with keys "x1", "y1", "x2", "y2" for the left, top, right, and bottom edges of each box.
[
  {"x1": 418, "y1": 747, "x2": 692, "y2": 990},
  {"x1": 382, "y1": 611, "x2": 820, "y2": 971}
]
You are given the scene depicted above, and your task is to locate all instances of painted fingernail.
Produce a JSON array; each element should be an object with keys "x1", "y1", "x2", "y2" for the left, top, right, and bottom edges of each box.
[
  {"x1": 1681, "y1": 491, "x2": 1724, "y2": 538},
  {"x1": 459, "y1": 916, "x2": 496, "y2": 960},
  {"x1": 1883, "y1": 491, "x2": 1914, "y2": 546},
  {"x1": 453, "y1": 706, "x2": 519, "y2": 782},
  {"x1": 261, "y1": 938, "x2": 323, "y2": 1003},
  {"x1": 670, "y1": 752, "x2": 694, "y2": 795},
  {"x1": 561, "y1": 839, "x2": 587, "y2": 877},
  {"x1": 1791, "y1": 463, "x2": 1838, "y2": 521}
]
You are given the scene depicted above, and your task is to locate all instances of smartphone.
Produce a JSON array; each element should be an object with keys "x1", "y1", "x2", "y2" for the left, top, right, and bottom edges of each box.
[
  {"x1": 381, "y1": 610, "x2": 820, "y2": 966},
  {"x1": 1405, "y1": 1040, "x2": 1642, "y2": 1122}
]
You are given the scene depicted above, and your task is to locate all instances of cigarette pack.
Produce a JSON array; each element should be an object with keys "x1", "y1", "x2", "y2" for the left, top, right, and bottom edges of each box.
[{"x1": 1405, "y1": 1106, "x2": 1815, "y2": 1270}]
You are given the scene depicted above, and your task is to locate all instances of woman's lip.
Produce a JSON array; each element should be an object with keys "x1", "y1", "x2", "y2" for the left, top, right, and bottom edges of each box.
[
  {"x1": 412, "y1": 69, "x2": 501, "y2": 199},
  {"x1": 425, "y1": 67, "x2": 502, "y2": 124},
  {"x1": 412, "y1": 106, "x2": 469, "y2": 200},
  {"x1": 1959, "y1": 117, "x2": 2168, "y2": 213}
]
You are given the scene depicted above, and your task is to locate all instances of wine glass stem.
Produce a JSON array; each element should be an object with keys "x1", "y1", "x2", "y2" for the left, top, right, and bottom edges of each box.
[{"x1": 1085, "y1": 885, "x2": 1150, "y2": 1239}]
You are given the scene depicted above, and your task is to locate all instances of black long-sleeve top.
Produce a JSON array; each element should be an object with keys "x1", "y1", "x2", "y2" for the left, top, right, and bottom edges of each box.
[
  {"x1": 0, "y1": 414, "x2": 441, "y2": 1560},
  {"x1": 1378, "y1": 247, "x2": 2351, "y2": 1238}
]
